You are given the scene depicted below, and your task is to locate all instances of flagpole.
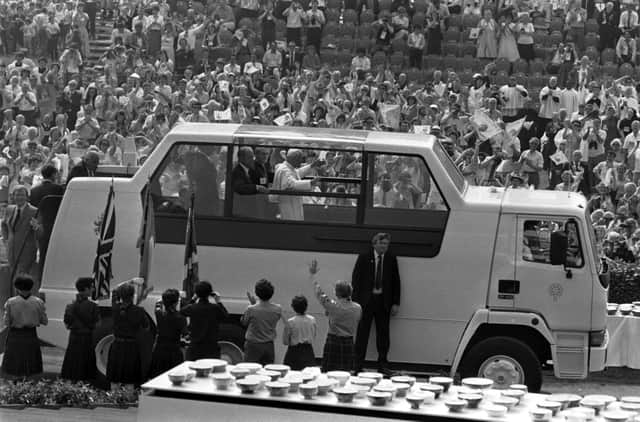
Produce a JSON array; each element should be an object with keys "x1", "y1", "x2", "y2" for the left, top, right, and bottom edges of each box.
[
  {"x1": 183, "y1": 190, "x2": 198, "y2": 299},
  {"x1": 137, "y1": 178, "x2": 154, "y2": 304}
]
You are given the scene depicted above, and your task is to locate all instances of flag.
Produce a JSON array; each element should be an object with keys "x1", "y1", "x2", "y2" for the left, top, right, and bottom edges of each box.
[
  {"x1": 136, "y1": 182, "x2": 155, "y2": 303},
  {"x1": 92, "y1": 183, "x2": 115, "y2": 300},
  {"x1": 183, "y1": 192, "x2": 199, "y2": 299}
]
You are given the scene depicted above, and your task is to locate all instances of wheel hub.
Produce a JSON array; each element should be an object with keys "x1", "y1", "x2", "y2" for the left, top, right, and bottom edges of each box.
[{"x1": 478, "y1": 355, "x2": 524, "y2": 388}]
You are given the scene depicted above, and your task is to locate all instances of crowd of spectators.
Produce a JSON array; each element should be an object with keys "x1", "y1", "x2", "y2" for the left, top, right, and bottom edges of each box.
[{"x1": 5, "y1": 0, "x2": 640, "y2": 261}]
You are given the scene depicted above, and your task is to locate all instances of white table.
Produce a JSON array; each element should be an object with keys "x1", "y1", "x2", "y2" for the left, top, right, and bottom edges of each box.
[
  {"x1": 606, "y1": 314, "x2": 640, "y2": 369},
  {"x1": 138, "y1": 363, "x2": 578, "y2": 422}
]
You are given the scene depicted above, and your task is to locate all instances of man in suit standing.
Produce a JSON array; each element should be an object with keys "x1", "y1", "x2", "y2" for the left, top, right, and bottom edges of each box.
[
  {"x1": 29, "y1": 165, "x2": 65, "y2": 278},
  {"x1": 352, "y1": 233, "x2": 401, "y2": 375},
  {"x1": 1, "y1": 186, "x2": 39, "y2": 288},
  {"x1": 231, "y1": 147, "x2": 269, "y2": 218},
  {"x1": 67, "y1": 151, "x2": 100, "y2": 183}
]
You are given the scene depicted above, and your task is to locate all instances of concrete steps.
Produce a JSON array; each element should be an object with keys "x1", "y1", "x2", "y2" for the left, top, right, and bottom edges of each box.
[{"x1": 87, "y1": 18, "x2": 114, "y2": 65}]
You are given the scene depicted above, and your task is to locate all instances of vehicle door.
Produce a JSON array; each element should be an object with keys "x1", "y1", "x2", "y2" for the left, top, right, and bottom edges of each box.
[{"x1": 514, "y1": 216, "x2": 592, "y2": 331}]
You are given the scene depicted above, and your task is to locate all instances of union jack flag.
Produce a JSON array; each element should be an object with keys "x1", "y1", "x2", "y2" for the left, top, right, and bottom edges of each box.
[
  {"x1": 92, "y1": 184, "x2": 116, "y2": 300},
  {"x1": 182, "y1": 192, "x2": 198, "y2": 299}
]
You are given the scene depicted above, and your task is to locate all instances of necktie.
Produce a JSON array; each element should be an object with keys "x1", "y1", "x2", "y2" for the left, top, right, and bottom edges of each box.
[
  {"x1": 382, "y1": 190, "x2": 387, "y2": 206},
  {"x1": 627, "y1": 12, "x2": 630, "y2": 28},
  {"x1": 12, "y1": 207, "x2": 20, "y2": 231},
  {"x1": 375, "y1": 254, "x2": 382, "y2": 291}
]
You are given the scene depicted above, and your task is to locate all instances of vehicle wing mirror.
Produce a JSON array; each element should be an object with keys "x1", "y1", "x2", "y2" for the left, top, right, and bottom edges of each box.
[{"x1": 550, "y1": 230, "x2": 568, "y2": 266}]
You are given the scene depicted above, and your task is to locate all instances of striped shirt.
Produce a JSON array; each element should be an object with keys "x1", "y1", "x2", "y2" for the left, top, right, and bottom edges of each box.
[{"x1": 500, "y1": 84, "x2": 528, "y2": 116}]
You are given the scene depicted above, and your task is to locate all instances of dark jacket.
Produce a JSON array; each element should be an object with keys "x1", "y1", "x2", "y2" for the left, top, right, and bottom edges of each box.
[
  {"x1": 351, "y1": 248, "x2": 401, "y2": 310},
  {"x1": 155, "y1": 308, "x2": 187, "y2": 345},
  {"x1": 30, "y1": 180, "x2": 65, "y2": 208},
  {"x1": 231, "y1": 163, "x2": 260, "y2": 195},
  {"x1": 64, "y1": 294, "x2": 100, "y2": 335},
  {"x1": 180, "y1": 299, "x2": 228, "y2": 346},
  {"x1": 67, "y1": 162, "x2": 93, "y2": 182}
]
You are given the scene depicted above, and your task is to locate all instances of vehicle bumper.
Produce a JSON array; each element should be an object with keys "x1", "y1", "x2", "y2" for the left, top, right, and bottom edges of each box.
[{"x1": 589, "y1": 329, "x2": 609, "y2": 372}]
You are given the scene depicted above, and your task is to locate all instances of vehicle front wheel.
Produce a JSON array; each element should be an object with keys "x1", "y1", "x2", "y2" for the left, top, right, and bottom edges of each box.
[{"x1": 459, "y1": 336, "x2": 542, "y2": 392}]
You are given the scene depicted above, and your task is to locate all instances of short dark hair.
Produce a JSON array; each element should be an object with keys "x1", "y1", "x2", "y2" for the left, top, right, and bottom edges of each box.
[
  {"x1": 75, "y1": 277, "x2": 94, "y2": 292},
  {"x1": 291, "y1": 295, "x2": 308, "y2": 314},
  {"x1": 334, "y1": 281, "x2": 352, "y2": 299},
  {"x1": 117, "y1": 283, "x2": 135, "y2": 303},
  {"x1": 14, "y1": 275, "x2": 34, "y2": 291},
  {"x1": 255, "y1": 278, "x2": 274, "y2": 301},
  {"x1": 195, "y1": 281, "x2": 213, "y2": 299},
  {"x1": 41, "y1": 164, "x2": 58, "y2": 180},
  {"x1": 162, "y1": 288, "x2": 180, "y2": 309},
  {"x1": 372, "y1": 232, "x2": 391, "y2": 244}
]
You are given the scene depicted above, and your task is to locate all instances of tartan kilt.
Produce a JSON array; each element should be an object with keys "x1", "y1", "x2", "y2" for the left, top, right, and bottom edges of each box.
[{"x1": 321, "y1": 334, "x2": 354, "y2": 373}]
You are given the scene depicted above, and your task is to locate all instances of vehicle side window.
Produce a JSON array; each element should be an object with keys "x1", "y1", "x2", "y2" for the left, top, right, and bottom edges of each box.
[
  {"x1": 151, "y1": 143, "x2": 227, "y2": 217},
  {"x1": 522, "y1": 220, "x2": 584, "y2": 268},
  {"x1": 229, "y1": 145, "x2": 361, "y2": 224},
  {"x1": 364, "y1": 153, "x2": 448, "y2": 228}
]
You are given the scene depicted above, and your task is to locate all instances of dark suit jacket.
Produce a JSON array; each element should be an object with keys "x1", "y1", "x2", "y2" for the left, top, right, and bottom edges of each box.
[
  {"x1": 30, "y1": 180, "x2": 65, "y2": 208},
  {"x1": 67, "y1": 163, "x2": 91, "y2": 183},
  {"x1": 351, "y1": 248, "x2": 401, "y2": 310},
  {"x1": 0, "y1": 203, "x2": 38, "y2": 272},
  {"x1": 231, "y1": 164, "x2": 259, "y2": 195}
]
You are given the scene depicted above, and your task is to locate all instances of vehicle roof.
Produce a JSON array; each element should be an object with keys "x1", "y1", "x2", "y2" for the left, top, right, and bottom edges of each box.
[
  {"x1": 501, "y1": 188, "x2": 588, "y2": 216},
  {"x1": 164, "y1": 123, "x2": 436, "y2": 150}
]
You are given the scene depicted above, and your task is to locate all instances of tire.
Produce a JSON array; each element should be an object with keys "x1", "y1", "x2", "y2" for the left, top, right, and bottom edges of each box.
[
  {"x1": 92, "y1": 314, "x2": 114, "y2": 389},
  {"x1": 459, "y1": 336, "x2": 543, "y2": 392},
  {"x1": 92, "y1": 310, "x2": 156, "y2": 388}
]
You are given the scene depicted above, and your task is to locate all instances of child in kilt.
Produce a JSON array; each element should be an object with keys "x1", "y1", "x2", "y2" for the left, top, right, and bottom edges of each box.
[
  {"x1": 283, "y1": 295, "x2": 317, "y2": 370},
  {"x1": 180, "y1": 281, "x2": 228, "y2": 360},
  {"x1": 309, "y1": 260, "x2": 362, "y2": 373},
  {"x1": 149, "y1": 288, "x2": 187, "y2": 377},
  {"x1": 61, "y1": 277, "x2": 100, "y2": 381},
  {"x1": 1, "y1": 275, "x2": 47, "y2": 377},
  {"x1": 107, "y1": 283, "x2": 149, "y2": 389},
  {"x1": 242, "y1": 279, "x2": 283, "y2": 365}
]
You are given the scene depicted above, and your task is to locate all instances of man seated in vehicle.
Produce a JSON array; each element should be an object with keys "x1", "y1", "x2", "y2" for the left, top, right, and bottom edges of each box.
[
  {"x1": 373, "y1": 173, "x2": 399, "y2": 208},
  {"x1": 231, "y1": 146, "x2": 269, "y2": 219}
]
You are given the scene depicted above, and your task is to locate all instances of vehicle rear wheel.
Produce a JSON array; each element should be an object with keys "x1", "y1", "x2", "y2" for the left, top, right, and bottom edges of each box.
[
  {"x1": 459, "y1": 336, "x2": 543, "y2": 392},
  {"x1": 93, "y1": 315, "x2": 114, "y2": 389},
  {"x1": 218, "y1": 341, "x2": 244, "y2": 364}
]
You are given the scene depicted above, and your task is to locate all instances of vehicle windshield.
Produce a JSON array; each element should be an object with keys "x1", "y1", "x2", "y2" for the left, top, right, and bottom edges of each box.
[
  {"x1": 433, "y1": 140, "x2": 466, "y2": 193},
  {"x1": 585, "y1": 210, "x2": 601, "y2": 273}
]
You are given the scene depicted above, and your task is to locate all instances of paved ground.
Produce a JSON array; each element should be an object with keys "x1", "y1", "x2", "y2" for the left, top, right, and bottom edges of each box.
[{"x1": 0, "y1": 407, "x2": 137, "y2": 422}]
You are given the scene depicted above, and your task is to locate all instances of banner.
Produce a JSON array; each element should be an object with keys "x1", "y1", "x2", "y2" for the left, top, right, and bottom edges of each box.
[
  {"x1": 549, "y1": 150, "x2": 569, "y2": 166},
  {"x1": 92, "y1": 183, "x2": 115, "y2": 300},
  {"x1": 214, "y1": 108, "x2": 232, "y2": 121},
  {"x1": 413, "y1": 125, "x2": 431, "y2": 135},
  {"x1": 506, "y1": 117, "x2": 526, "y2": 137},
  {"x1": 472, "y1": 110, "x2": 502, "y2": 141},
  {"x1": 379, "y1": 103, "x2": 401, "y2": 130},
  {"x1": 274, "y1": 113, "x2": 293, "y2": 126}
]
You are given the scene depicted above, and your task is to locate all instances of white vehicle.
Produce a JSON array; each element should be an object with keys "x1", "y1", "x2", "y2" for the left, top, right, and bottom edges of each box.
[{"x1": 38, "y1": 124, "x2": 608, "y2": 391}]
